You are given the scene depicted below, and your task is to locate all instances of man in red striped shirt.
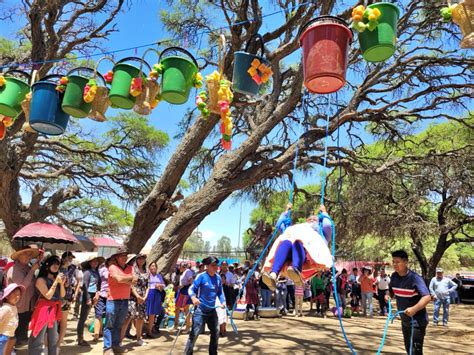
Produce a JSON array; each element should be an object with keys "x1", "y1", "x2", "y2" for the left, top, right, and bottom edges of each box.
[{"x1": 387, "y1": 250, "x2": 431, "y2": 355}]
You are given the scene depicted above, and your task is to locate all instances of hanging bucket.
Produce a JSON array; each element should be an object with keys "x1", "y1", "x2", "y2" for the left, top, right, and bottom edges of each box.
[
  {"x1": 299, "y1": 16, "x2": 353, "y2": 94},
  {"x1": 358, "y1": 3, "x2": 400, "y2": 62},
  {"x1": 61, "y1": 67, "x2": 99, "y2": 118},
  {"x1": 232, "y1": 34, "x2": 270, "y2": 96},
  {"x1": 29, "y1": 74, "x2": 70, "y2": 135},
  {"x1": 0, "y1": 70, "x2": 31, "y2": 118},
  {"x1": 160, "y1": 47, "x2": 198, "y2": 104},
  {"x1": 109, "y1": 57, "x2": 151, "y2": 109}
]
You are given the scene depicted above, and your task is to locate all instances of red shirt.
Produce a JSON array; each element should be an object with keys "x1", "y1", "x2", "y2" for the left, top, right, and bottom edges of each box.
[
  {"x1": 360, "y1": 274, "x2": 376, "y2": 293},
  {"x1": 108, "y1": 264, "x2": 132, "y2": 300}
]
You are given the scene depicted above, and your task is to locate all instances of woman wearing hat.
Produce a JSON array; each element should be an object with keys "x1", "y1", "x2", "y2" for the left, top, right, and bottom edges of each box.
[
  {"x1": 77, "y1": 255, "x2": 104, "y2": 346},
  {"x1": 6, "y1": 246, "x2": 43, "y2": 345},
  {"x1": 0, "y1": 283, "x2": 25, "y2": 354},
  {"x1": 120, "y1": 254, "x2": 148, "y2": 346},
  {"x1": 28, "y1": 255, "x2": 66, "y2": 355},
  {"x1": 103, "y1": 248, "x2": 137, "y2": 354}
]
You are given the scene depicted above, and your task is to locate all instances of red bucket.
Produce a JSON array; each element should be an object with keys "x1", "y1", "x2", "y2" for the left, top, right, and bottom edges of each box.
[{"x1": 299, "y1": 16, "x2": 353, "y2": 94}]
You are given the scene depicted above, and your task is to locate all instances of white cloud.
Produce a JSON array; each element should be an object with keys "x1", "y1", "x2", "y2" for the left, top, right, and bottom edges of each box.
[{"x1": 200, "y1": 229, "x2": 218, "y2": 242}]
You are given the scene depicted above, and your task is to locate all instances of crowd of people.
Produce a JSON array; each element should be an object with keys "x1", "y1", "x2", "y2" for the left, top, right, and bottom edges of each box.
[{"x1": 0, "y1": 243, "x2": 466, "y2": 355}]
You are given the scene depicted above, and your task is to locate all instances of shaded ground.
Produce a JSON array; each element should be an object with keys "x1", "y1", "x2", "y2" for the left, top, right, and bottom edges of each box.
[{"x1": 17, "y1": 303, "x2": 473, "y2": 354}]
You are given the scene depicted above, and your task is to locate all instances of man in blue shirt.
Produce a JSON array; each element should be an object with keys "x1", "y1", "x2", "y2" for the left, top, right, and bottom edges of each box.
[
  {"x1": 387, "y1": 250, "x2": 431, "y2": 355},
  {"x1": 185, "y1": 256, "x2": 226, "y2": 355},
  {"x1": 429, "y1": 268, "x2": 458, "y2": 326}
]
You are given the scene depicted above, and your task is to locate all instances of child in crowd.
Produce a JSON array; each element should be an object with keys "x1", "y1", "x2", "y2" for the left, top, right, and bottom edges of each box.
[
  {"x1": 294, "y1": 284, "x2": 304, "y2": 317},
  {"x1": 243, "y1": 269, "x2": 259, "y2": 321},
  {"x1": 350, "y1": 292, "x2": 360, "y2": 316},
  {"x1": 0, "y1": 283, "x2": 25, "y2": 355}
]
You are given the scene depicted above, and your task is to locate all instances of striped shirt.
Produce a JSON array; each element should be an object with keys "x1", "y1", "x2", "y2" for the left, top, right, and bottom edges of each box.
[{"x1": 389, "y1": 270, "x2": 429, "y2": 326}]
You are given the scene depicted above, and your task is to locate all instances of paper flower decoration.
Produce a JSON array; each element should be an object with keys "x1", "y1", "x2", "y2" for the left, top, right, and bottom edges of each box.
[
  {"x1": 247, "y1": 58, "x2": 273, "y2": 85},
  {"x1": 196, "y1": 91, "x2": 210, "y2": 117},
  {"x1": 351, "y1": 5, "x2": 382, "y2": 32},
  {"x1": 149, "y1": 63, "x2": 163, "y2": 80},
  {"x1": 440, "y1": 6, "x2": 455, "y2": 22},
  {"x1": 2, "y1": 116, "x2": 13, "y2": 128},
  {"x1": 103, "y1": 70, "x2": 114, "y2": 83},
  {"x1": 130, "y1": 77, "x2": 143, "y2": 97},
  {"x1": 217, "y1": 79, "x2": 233, "y2": 150},
  {"x1": 193, "y1": 72, "x2": 203, "y2": 89},
  {"x1": 56, "y1": 76, "x2": 69, "y2": 93},
  {"x1": 0, "y1": 75, "x2": 6, "y2": 87},
  {"x1": 83, "y1": 79, "x2": 97, "y2": 103}
]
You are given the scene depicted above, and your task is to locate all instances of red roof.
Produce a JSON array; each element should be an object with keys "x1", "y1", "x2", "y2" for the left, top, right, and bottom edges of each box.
[{"x1": 91, "y1": 237, "x2": 122, "y2": 248}]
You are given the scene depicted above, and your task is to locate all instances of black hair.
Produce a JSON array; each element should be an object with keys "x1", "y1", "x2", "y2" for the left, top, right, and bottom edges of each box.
[
  {"x1": 202, "y1": 256, "x2": 219, "y2": 266},
  {"x1": 341, "y1": 268, "x2": 347, "y2": 274},
  {"x1": 352, "y1": 267, "x2": 358, "y2": 272},
  {"x1": 38, "y1": 255, "x2": 60, "y2": 278},
  {"x1": 392, "y1": 250, "x2": 409, "y2": 261}
]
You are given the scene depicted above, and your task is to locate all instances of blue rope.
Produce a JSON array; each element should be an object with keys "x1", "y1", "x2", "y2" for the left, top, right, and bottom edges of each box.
[
  {"x1": 230, "y1": 134, "x2": 300, "y2": 323},
  {"x1": 322, "y1": 214, "x2": 357, "y2": 355},
  {"x1": 376, "y1": 299, "x2": 414, "y2": 355}
]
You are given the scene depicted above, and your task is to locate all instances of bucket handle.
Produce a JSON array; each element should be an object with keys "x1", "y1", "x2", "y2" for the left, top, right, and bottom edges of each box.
[
  {"x1": 38, "y1": 74, "x2": 66, "y2": 83},
  {"x1": 244, "y1": 34, "x2": 265, "y2": 59},
  {"x1": 4, "y1": 70, "x2": 32, "y2": 83},
  {"x1": 159, "y1": 47, "x2": 198, "y2": 68},
  {"x1": 93, "y1": 56, "x2": 116, "y2": 87},
  {"x1": 116, "y1": 57, "x2": 152, "y2": 72},
  {"x1": 67, "y1": 66, "x2": 107, "y2": 86},
  {"x1": 138, "y1": 48, "x2": 160, "y2": 78}
]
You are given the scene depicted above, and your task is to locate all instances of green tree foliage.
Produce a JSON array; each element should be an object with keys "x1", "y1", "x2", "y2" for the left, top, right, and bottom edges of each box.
[
  {"x1": 182, "y1": 230, "x2": 211, "y2": 261},
  {"x1": 214, "y1": 236, "x2": 232, "y2": 254}
]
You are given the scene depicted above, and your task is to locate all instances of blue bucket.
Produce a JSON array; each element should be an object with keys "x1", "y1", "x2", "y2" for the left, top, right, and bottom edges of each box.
[
  {"x1": 232, "y1": 34, "x2": 269, "y2": 96},
  {"x1": 29, "y1": 75, "x2": 70, "y2": 135}
]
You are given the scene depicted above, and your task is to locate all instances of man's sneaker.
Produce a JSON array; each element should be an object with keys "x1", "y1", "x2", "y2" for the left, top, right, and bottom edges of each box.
[
  {"x1": 262, "y1": 272, "x2": 277, "y2": 291},
  {"x1": 287, "y1": 266, "x2": 303, "y2": 286},
  {"x1": 136, "y1": 339, "x2": 146, "y2": 346}
]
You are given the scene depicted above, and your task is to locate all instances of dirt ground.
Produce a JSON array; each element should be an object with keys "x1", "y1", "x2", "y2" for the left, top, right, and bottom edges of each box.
[{"x1": 16, "y1": 303, "x2": 473, "y2": 354}]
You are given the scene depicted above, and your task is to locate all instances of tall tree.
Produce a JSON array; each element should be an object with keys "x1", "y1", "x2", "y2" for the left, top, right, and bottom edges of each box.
[
  {"x1": 124, "y1": 0, "x2": 472, "y2": 274},
  {"x1": 214, "y1": 236, "x2": 232, "y2": 254},
  {"x1": 338, "y1": 119, "x2": 473, "y2": 278},
  {"x1": 0, "y1": 0, "x2": 171, "y2": 238}
]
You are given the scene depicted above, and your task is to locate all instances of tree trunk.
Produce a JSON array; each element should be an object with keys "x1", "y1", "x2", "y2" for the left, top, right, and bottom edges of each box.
[
  {"x1": 148, "y1": 179, "x2": 233, "y2": 275},
  {"x1": 410, "y1": 228, "x2": 429, "y2": 278}
]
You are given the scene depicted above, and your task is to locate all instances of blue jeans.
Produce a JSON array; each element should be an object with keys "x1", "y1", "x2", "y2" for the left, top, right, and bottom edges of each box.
[
  {"x1": 103, "y1": 299, "x2": 129, "y2": 350},
  {"x1": 361, "y1": 292, "x2": 373, "y2": 317},
  {"x1": 433, "y1": 297, "x2": 450, "y2": 325},
  {"x1": 275, "y1": 283, "x2": 288, "y2": 312},
  {"x1": 261, "y1": 289, "x2": 272, "y2": 307},
  {"x1": 184, "y1": 306, "x2": 219, "y2": 355},
  {"x1": 0, "y1": 334, "x2": 8, "y2": 354}
]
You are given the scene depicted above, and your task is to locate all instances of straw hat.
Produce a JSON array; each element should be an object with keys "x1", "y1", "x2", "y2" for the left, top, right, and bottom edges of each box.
[
  {"x1": 81, "y1": 255, "x2": 106, "y2": 269},
  {"x1": 127, "y1": 253, "x2": 146, "y2": 265},
  {"x1": 10, "y1": 245, "x2": 41, "y2": 261}
]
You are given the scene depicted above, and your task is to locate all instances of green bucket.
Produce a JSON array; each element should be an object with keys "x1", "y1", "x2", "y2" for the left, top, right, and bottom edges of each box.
[
  {"x1": 160, "y1": 47, "x2": 198, "y2": 105},
  {"x1": 0, "y1": 70, "x2": 31, "y2": 118},
  {"x1": 358, "y1": 2, "x2": 400, "y2": 62},
  {"x1": 61, "y1": 67, "x2": 99, "y2": 118},
  {"x1": 109, "y1": 57, "x2": 151, "y2": 109}
]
